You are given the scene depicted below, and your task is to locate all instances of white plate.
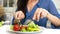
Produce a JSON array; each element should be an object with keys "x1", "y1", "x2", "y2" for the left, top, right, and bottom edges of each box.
[{"x1": 7, "y1": 26, "x2": 46, "y2": 34}]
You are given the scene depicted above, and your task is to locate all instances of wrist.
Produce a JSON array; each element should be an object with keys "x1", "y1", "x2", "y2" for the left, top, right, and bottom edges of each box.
[{"x1": 46, "y1": 13, "x2": 51, "y2": 18}]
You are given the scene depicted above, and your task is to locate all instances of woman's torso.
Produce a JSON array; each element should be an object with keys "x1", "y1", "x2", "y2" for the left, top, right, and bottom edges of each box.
[{"x1": 21, "y1": 0, "x2": 49, "y2": 27}]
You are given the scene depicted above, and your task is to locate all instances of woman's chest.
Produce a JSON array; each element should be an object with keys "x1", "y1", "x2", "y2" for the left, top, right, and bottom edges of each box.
[{"x1": 27, "y1": 0, "x2": 39, "y2": 12}]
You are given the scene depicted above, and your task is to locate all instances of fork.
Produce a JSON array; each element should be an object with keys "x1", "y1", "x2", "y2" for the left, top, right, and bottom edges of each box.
[
  {"x1": 17, "y1": 20, "x2": 22, "y2": 25},
  {"x1": 23, "y1": 19, "x2": 34, "y2": 25}
]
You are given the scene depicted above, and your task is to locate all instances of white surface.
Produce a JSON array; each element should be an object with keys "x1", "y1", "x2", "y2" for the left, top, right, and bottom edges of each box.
[{"x1": 0, "y1": 25, "x2": 60, "y2": 34}]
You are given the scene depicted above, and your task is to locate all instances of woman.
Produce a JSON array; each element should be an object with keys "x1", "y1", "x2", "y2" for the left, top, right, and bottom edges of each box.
[{"x1": 14, "y1": 0, "x2": 60, "y2": 28}]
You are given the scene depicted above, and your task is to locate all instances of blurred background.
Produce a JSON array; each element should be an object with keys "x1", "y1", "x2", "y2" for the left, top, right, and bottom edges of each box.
[
  {"x1": 0, "y1": 0, "x2": 17, "y2": 22},
  {"x1": 0, "y1": 0, "x2": 60, "y2": 22}
]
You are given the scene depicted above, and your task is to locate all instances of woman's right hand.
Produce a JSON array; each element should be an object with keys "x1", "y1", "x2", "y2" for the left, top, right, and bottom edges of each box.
[{"x1": 14, "y1": 11, "x2": 25, "y2": 20}]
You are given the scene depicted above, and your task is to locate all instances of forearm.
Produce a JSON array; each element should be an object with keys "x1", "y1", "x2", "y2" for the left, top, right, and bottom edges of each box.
[{"x1": 46, "y1": 13, "x2": 60, "y2": 26}]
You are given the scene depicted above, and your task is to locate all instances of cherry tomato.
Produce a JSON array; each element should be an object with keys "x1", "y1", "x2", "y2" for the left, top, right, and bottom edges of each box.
[{"x1": 13, "y1": 24, "x2": 20, "y2": 31}]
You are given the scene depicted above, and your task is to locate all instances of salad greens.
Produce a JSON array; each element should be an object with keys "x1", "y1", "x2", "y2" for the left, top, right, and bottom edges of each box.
[
  {"x1": 10, "y1": 25, "x2": 13, "y2": 30},
  {"x1": 21, "y1": 28, "x2": 27, "y2": 32},
  {"x1": 10, "y1": 21, "x2": 40, "y2": 32},
  {"x1": 28, "y1": 21, "x2": 40, "y2": 32},
  {"x1": 0, "y1": 21, "x2": 4, "y2": 27},
  {"x1": 21, "y1": 21, "x2": 40, "y2": 32}
]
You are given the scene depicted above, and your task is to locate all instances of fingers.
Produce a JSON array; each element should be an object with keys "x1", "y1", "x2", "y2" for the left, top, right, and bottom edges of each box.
[
  {"x1": 18, "y1": 12, "x2": 21, "y2": 19},
  {"x1": 15, "y1": 12, "x2": 19, "y2": 19},
  {"x1": 40, "y1": 10, "x2": 44, "y2": 18},
  {"x1": 33, "y1": 8, "x2": 39, "y2": 20},
  {"x1": 33, "y1": 8, "x2": 42, "y2": 21},
  {"x1": 37, "y1": 8, "x2": 42, "y2": 21},
  {"x1": 20, "y1": 12, "x2": 25, "y2": 19},
  {"x1": 15, "y1": 11, "x2": 25, "y2": 20},
  {"x1": 41, "y1": 9, "x2": 48, "y2": 18},
  {"x1": 33, "y1": 8, "x2": 48, "y2": 21}
]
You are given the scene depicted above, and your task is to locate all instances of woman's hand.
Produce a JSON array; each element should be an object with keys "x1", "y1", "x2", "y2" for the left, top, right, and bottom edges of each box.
[
  {"x1": 14, "y1": 11, "x2": 25, "y2": 20},
  {"x1": 33, "y1": 8, "x2": 49, "y2": 21}
]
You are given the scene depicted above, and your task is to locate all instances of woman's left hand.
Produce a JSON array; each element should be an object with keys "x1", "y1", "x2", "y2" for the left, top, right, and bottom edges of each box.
[{"x1": 33, "y1": 8, "x2": 49, "y2": 21}]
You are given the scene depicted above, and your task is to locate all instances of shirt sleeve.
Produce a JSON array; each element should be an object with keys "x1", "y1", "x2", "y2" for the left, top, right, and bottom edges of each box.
[{"x1": 48, "y1": 0, "x2": 60, "y2": 18}]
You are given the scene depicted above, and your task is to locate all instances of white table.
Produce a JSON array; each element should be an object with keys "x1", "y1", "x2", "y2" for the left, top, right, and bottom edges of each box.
[{"x1": 0, "y1": 25, "x2": 60, "y2": 34}]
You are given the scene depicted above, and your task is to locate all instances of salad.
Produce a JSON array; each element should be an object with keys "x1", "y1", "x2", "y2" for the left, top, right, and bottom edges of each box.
[
  {"x1": 0, "y1": 21, "x2": 4, "y2": 27},
  {"x1": 10, "y1": 21, "x2": 40, "y2": 32}
]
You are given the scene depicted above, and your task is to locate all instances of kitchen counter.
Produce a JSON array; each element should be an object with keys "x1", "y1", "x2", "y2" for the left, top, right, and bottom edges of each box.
[{"x1": 0, "y1": 25, "x2": 60, "y2": 34}]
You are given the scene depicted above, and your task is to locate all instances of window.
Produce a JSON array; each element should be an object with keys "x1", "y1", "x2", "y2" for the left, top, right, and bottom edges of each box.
[{"x1": 3, "y1": 0, "x2": 14, "y2": 7}]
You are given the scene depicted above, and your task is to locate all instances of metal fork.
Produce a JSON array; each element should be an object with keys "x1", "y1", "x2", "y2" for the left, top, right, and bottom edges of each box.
[
  {"x1": 18, "y1": 20, "x2": 22, "y2": 25},
  {"x1": 23, "y1": 19, "x2": 34, "y2": 25}
]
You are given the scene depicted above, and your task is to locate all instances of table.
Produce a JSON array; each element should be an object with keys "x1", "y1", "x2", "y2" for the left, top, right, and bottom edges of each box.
[{"x1": 0, "y1": 25, "x2": 60, "y2": 34}]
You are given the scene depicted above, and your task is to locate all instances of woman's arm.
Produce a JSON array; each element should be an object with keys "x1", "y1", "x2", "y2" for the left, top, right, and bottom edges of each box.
[
  {"x1": 33, "y1": 0, "x2": 60, "y2": 27},
  {"x1": 47, "y1": 0, "x2": 60, "y2": 26},
  {"x1": 46, "y1": 13, "x2": 60, "y2": 26}
]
